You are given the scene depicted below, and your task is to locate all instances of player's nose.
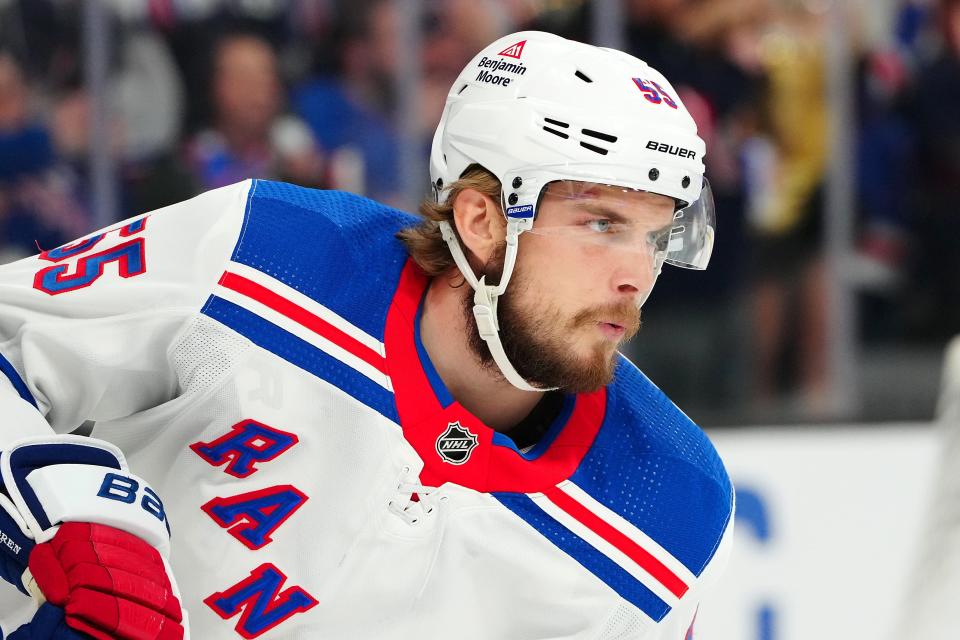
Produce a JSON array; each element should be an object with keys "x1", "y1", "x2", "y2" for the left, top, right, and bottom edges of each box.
[{"x1": 610, "y1": 249, "x2": 658, "y2": 303}]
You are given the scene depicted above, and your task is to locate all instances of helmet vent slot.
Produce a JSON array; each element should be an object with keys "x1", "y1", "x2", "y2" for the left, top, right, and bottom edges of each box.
[
  {"x1": 575, "y1": 70, "x2": 593, "y2": 83},
  {"x1": 579, "y1": 141, "x2": 608, "y2": 155},
  {"x1": 457, "y1": 83, "x2": 468, "y2": 95},
  {"x1": 544, "y1": 117, "x2": 570, "y2": 128},
  {"x1": 582, "y1": 129, "x2": 617, "y2": 143},
  {"x1": 543, "y1": 126, "x2": 570, "y2": 139}
]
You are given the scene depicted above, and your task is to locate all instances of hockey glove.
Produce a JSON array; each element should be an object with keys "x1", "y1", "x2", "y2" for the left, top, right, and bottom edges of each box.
[{"x1": 0, "y1": 435, "x2": 186, "y2": 640}]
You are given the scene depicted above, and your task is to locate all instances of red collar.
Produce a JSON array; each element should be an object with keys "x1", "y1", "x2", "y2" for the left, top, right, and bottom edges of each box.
[{"x1": 384, "y1": 260, "x2": 607, "y2": 493}]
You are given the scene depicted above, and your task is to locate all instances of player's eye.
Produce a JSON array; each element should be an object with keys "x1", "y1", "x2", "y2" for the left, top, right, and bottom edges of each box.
[{"x1": 586, "y1": 219, "x2": 614, "y2": 233}]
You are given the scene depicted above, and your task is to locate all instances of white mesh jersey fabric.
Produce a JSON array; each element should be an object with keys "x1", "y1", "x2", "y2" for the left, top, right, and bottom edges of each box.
[
  {"x1": 596, "y1": 602, "x2": 649, "y2": 640},
  {"x1": 171, "y1": 315, "x2": 252, "y2": 398}
]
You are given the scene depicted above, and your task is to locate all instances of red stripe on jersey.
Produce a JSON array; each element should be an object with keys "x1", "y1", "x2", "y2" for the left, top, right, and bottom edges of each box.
[
  {"x1": 219, "y1": 271, "x2": 388, "y2": 375},
  {"x1": 542, "y1": 486, "x2": 689, "y2": 599}
]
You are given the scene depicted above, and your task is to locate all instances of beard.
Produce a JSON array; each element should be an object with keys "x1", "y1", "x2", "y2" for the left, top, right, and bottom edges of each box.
[{"x1": 463, "y1": 246, "x2": 641, "y2": 393}]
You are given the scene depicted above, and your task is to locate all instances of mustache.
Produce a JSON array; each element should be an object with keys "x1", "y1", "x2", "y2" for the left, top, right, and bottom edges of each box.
[{"x1": 571, "y1": 301, "x2": 642, "y2": 335}]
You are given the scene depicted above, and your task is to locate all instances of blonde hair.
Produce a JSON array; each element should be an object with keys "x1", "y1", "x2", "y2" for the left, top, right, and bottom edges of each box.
[{"x1": 397, "y1": 165, "x2": 502, "y2": 277}]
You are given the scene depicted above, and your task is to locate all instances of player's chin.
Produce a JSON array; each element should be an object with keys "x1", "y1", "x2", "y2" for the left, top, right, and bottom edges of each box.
[
  {"x1": 556, "y1": 350, "x2": 619, "y2": 393},
  {"x1": 588, "y1": 331, "x2": 626, "y2": 358}
]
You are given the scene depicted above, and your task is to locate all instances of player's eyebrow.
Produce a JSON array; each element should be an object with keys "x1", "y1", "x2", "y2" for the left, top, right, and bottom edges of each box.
[
  {"x1": 578, "y1": 204, "x2": 631, "y2": 224},
  {"x1": 579, "y1": 202, "x2": 674, "y2": 228}
]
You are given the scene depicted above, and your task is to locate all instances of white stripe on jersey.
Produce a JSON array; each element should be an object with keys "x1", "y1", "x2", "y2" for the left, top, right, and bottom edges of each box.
[
  {"x1": 558, "y1": 481, "x2": 698, "y2": 585},
  {"x1": 214, "y1": 267, "x2": 393, "y2": 392},
  {"x1": 528, "y1": 490, "x2": 682, "y2": 611},
  {"x1": 226, "y1": 261, "x2": 388, "y2": 357}
]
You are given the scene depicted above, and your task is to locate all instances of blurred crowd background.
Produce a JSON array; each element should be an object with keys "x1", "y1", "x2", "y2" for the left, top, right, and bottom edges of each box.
[{"x1": 0, "y1": 0, "x2": 957, "y2": 427}]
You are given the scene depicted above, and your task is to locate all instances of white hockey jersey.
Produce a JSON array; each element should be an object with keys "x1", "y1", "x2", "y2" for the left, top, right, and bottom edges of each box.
[{"x1": 0, "y1": 180, "x2": 734, "y2": 640}]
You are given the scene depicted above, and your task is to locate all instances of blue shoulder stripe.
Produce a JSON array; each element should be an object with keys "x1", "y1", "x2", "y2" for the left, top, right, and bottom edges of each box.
[
  {"x1": 571, "y1": 359, "x2": 733, "y2": 576},
  {"x1": 0, "y1": 350, "x2": 38, "y2": 409},
  {"x1": 230, "y1": 181, "x2": 414, "y2": 342},
  {"x1": 493, "y1": 492, "x2": 671, "y2": 622},
  {"x1": 202, "y1": 296, "x2": 398, "y2": 423}
]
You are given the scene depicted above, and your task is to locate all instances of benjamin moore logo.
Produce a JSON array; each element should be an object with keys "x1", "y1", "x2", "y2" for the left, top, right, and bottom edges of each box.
[
  {"x1": 498, "y1": 40, "x2": 526, "y2": 59},
  {"x1": 436, "y1": 422, "x2": 479, "y2": 465},
  {"x1": 475, "y1": 54, "x2": 527, "y2": 87}
]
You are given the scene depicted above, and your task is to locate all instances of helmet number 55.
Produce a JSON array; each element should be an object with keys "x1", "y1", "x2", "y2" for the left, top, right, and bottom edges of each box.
[{"x1": 632, "y1": 78, "x2": 678, "y2": 109}]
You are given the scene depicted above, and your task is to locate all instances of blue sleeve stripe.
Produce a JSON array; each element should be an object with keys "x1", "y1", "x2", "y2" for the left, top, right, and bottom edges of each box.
[
  {"x1": 202, "y1": 296, "x2": 399, "y2": 423},
  {"x1": 576, "y1": 362, "x2": 734, "y2": 575},
  {"x1": 492, "y1": 492, "x2": 671, "y2": 622},
  {"x1": 0, "y1": 350, "x2": 38, "y2": 409}
]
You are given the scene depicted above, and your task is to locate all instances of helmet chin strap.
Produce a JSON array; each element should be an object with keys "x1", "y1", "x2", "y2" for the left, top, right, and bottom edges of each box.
[{"x1": 438, "y1": 219, "x2": 557, "y2": 393}]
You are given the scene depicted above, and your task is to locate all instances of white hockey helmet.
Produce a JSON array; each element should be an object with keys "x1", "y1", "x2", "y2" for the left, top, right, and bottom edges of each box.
[{"x1": 430, "y1": 31, "x2": 715, "y2": 391}]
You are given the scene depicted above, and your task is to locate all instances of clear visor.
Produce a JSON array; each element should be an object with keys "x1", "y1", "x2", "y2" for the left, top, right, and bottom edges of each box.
[{"x1": 525, "y1": 179, "x2": 715, "y2": 271}]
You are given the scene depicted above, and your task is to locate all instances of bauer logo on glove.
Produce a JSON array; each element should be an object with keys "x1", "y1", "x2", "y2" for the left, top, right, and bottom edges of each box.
[{"x1": 0, "y1": 435, "x2": 188, "y2": 640}]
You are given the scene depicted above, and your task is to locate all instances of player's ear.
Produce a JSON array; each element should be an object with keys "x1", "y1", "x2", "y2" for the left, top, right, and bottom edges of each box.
[{"x1": 451, "y1": 187, "x2": 505, "y2": 264}]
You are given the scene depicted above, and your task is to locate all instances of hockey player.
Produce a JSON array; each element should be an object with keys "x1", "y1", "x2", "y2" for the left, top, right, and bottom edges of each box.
[{"x1": 0, "y1": 31, "x2": 733, "y2": 639}]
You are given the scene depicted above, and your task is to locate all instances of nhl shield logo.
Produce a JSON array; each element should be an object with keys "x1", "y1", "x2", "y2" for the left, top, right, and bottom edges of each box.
[{"x1": 436, "y1": 422, "x2": 479, "y2": 465}]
